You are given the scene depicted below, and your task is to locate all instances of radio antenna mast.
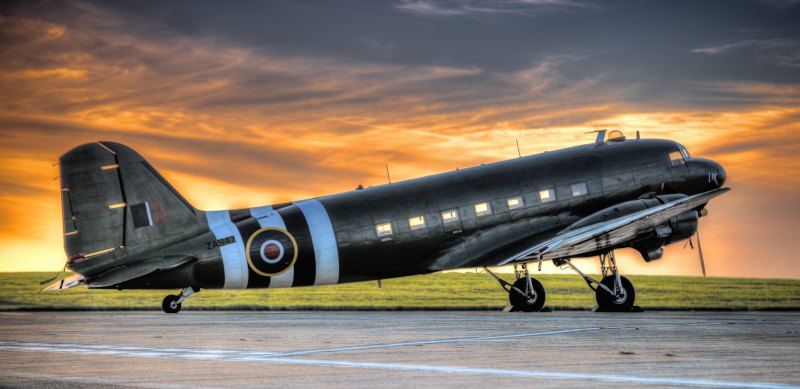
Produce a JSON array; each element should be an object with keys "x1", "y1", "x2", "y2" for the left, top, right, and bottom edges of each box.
[
  {"x1": 386, "y1": 164, "x2": 392, "y2": 184},
  {"x1": 516, "y1": 138, "x2": 522, "y2": 158}
]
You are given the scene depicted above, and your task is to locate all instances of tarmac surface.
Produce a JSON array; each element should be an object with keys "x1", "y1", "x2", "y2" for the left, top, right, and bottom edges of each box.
[{"x1": 0, "y1": 311, "x2": 798, "y2": 388}]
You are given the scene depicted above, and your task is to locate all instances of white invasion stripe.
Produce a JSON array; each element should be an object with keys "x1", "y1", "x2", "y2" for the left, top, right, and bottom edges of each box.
[
  {"x1": 0, "y1": 341, "x2": 795, "y2": 389},
  {"x1": 250, "y1": 206, "x2": 285, "y2": 228},
  {"x1": 295, "y1": 199, "x2": 339, "y2": 286},
  {"x1": 250, "y1": 205, "x2": 293, "y2": 288},
  {"x1": 206, "y1": 211, "x2": 247, "y2": 289}
]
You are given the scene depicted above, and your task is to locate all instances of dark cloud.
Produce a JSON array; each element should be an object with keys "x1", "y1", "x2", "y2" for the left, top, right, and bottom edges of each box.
[
  {"x1": 692, "y1": 39, "x2": 800, "y2": 68},
  {"x1": 395, "y1": 0, "x2": 596, "y2": 18}
]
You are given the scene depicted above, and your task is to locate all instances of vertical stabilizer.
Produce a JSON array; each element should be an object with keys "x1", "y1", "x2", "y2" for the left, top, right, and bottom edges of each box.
[{"x1": 59, "y1": 142, "x2": 201, "y2": 274}]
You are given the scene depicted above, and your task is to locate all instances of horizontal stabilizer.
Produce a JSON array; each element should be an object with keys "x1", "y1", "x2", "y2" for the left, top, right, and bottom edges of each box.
[
  {"x1": 42, "y1": 273, "x2": 86, "y2": 291},
  {"x1": 86, "y1": 255, "x2": 197, "y2": 288}
]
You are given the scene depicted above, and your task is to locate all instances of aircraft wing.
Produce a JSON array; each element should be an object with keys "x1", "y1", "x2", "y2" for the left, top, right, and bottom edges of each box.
[{"x1": 497, "y1": 188, "x2": 730, "y2": 266}]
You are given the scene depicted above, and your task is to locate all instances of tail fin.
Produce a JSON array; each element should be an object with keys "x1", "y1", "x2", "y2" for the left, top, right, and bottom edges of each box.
[{"x1": 60, "y1": 142, "x2": 200, "y2": 268}]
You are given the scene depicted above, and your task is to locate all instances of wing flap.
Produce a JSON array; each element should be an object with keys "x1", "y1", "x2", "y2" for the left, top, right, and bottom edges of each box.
[{"x1": 498, "y1": 188, "x2": 729, "y2": 265}]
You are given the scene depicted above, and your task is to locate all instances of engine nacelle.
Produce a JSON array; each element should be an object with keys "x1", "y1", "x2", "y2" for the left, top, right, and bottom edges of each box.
[
  {"x1": 631, "y1": 207, "x2": 699, "y2": 262},
  {"x1": 565, "y1": 193, "x2": 699, "y2": 262}
]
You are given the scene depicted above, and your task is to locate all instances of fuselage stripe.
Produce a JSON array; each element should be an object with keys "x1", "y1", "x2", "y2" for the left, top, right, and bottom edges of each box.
[
  {"x1": 277, "y1": 205, "x2": 316, "y2": 287},
  {"x1": 206, "y1": 210, "x2": 248, "y2": 289},
  {"x1": 295, "y1": 199, "x2": 340, "y2": 285},
  {"x1": 229, "y1": 209, "x2": 269, "y2": 289}
]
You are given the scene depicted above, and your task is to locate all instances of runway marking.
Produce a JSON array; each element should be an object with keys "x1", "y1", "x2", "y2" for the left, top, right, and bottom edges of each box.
[
  {"x1": 270, "y1": 321, "x2": 729, "y2": 357},
  {"x1": 2, "y1": 372, "x2": 222, "y2": 389},
  {"x1": 270, "y1": 327, "x2": 603, "y2": 356},
  {"x1": 1, "y1": 340, "x2": 797, "y2": 388}
]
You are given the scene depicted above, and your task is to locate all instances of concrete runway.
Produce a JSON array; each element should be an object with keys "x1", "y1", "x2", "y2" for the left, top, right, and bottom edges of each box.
[{"x1": 0, "y1": 311, "x2": 798, "y2": 388}]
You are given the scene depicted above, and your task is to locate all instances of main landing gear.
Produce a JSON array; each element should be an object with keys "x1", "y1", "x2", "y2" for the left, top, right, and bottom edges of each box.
[
  {"x1": 162, "y1": 286, "x2": 199, "y2": 313},
  {"x1": 485, "y1": 264, "x2": 546, "y2": 312},
  {"x1": 559, "y1": 251, "x2": 636, "y2": 312},
  {"x1": 486, "y1": 250, "x2": 637, "y2": 312}
]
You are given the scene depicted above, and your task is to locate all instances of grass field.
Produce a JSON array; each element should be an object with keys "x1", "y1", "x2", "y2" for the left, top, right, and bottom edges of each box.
[{"x1": 2, "y1": 272, "x2": 799, "y2": 311}]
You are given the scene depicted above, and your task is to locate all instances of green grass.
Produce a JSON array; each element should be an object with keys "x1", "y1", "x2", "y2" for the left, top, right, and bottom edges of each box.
[{"x1": 2, "y1": 272, "x2": 799, "y2": 311}]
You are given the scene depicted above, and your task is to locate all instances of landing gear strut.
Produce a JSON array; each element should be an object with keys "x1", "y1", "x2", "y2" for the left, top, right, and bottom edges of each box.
[
  {"x1": 162, "y1": 286, "x2": 198, "y2": 314},
  {"x1": 485, "y1": 264, "x2": 545, "y2": 312},
  {"x1": 558, "y1": 251, "x2": 636, "y2": 311}
]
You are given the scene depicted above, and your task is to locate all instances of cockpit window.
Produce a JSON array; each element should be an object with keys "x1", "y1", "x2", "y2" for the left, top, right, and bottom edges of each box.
[
  {"x1": 680, "y1": 146, "x2": 690, "y2": 159},
  {"x1": 669, "y1": 150, "x2": 686, "y2": 166}
]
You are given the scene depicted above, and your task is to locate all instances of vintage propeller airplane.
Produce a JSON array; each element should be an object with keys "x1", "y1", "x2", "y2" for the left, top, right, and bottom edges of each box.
[{"x1": 45, "y1": 130, "x2": 728, "y2": 313}]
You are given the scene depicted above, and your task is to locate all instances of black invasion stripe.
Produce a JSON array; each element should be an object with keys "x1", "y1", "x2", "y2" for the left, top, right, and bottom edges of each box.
[
  {"x1": 229, "y1": 209, "x2": 270, "y2": 288},
  {"x1": 278, "y1": 205, "x2": 316, "y2": 287}
]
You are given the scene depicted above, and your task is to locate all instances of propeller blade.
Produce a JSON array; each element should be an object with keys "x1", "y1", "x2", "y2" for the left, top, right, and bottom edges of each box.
[{"x1": 696, "y1": 228, "x2": 706, "y2": 277}]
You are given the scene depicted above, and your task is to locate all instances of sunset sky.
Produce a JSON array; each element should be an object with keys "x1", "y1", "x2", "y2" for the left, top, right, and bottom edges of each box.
[{"x1": 1, "y1": 0, "x2": 799, "y2": 278}]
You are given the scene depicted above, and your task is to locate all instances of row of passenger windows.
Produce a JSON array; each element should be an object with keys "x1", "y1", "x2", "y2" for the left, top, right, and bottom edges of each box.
[{"x1": 374, "y1": 182, "x2": 590, "y2": 237}]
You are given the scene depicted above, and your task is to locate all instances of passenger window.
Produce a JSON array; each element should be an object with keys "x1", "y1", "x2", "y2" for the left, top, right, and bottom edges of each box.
[
  {"x1": 474, "y1": 202, "x2": 491, "y2": 216},
  {"x1": 507, "y1": 196, "x2": 523, "y2": 209},
  {"x1": 408, "y1": 215, "x2": 426, "y2": 230},
  {"x1": 571, "y1": 182, "x2": 588, "y2": 197},
  {"x1": 441, "y1": 210, "x2": 459, "y2": 223},
  {"x1": 539, "y1": 188, "x2": 555, "y2": 203},
  {"x1": 669, "y1": 151, "x2": 685, "y2": 166},
  {"x1": 375, "y1": 222, "x2": 393, "y2": 237}
]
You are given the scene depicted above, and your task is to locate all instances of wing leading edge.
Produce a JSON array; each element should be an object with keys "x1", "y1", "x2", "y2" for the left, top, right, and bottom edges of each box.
[{"x1": 497, "y1": 188, "x2": 730, "y2": 266}]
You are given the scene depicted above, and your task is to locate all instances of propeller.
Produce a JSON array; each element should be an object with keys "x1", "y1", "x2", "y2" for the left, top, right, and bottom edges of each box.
[
  {"x1": 683, "y1": 209, "x2": 708, "y2": 277},
  {"x1": 695, "y1": 227, "x2": 707, "y2": 278}
]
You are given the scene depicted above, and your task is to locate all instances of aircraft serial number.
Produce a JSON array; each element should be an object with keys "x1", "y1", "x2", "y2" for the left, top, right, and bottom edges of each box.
[{"x1": 206, "y1": 236, "x2": 236, "y2": 250}]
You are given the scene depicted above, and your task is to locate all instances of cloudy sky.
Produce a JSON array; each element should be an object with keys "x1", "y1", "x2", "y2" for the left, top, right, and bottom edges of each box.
[{"x1": 1, "y1": 0, "x2": 798, "y2": 277}]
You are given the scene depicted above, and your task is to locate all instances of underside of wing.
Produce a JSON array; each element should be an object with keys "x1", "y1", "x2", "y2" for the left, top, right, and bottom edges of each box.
[{"x1": 498, "y1": 188, "x2": 729, "y2": 266}]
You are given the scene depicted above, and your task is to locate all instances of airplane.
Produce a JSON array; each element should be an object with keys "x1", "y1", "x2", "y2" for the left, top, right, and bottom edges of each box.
[{"x1": 45, "y1": 130, "x2": 728, "y2": 313}]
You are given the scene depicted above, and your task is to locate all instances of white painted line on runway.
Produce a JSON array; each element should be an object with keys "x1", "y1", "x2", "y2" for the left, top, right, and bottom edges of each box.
[
  {"x1": 2, "y1": 372, "x2": 223, "y2": 389},
  {"x1": 247, "y1": 356, "x2": 800, "y2": 389},
  {"x1": 272, "y1": 326, "x2": 604, "y2": 356},
  {"x1": 1, "y1": 340, "x2": 797, "y2": 388},
  {"x1": 271, "y1": 321, "x2": 729, "y2": 357}
]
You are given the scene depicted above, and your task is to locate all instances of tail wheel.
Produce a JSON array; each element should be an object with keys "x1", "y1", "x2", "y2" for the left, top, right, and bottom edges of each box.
[
  {"x1": 162, "y1": 295, "x2": 181, "y2": 314},
  {"x1": 509, "y1": 277, "x2": 546, "y2": 312},
  {"x1": 596, "y1": 275, "x2": 635, "y2": 311}
]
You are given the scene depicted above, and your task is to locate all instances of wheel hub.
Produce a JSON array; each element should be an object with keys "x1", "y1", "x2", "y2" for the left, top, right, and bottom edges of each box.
[{"x1": 612, "y1": 288, "x2": 627, "y2": 305}]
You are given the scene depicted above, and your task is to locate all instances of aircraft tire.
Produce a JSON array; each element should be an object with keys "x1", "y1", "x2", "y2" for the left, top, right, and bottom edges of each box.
[
  {"x1": 509, "y1": 277, "x2": 546, "y2": 312},
  {"x1": 596, "y1": 275, "x2": 635, "y2": 311},
  {"x1": 162, "y1": 295, "x2": 181, "y2": 314}
]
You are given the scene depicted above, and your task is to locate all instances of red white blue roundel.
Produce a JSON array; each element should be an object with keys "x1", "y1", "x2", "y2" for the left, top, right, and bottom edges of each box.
[{"x1": 245, "y1": 228, "x2": 298, "y2": 276}]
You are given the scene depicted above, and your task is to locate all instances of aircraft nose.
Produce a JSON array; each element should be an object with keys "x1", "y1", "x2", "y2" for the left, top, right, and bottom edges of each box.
[{"x1": 708, "y1": 160, "x2": 727, "y2": 188}]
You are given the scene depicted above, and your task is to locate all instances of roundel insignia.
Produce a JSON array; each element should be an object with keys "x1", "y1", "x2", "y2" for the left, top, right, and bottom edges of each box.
[{"x1": 245, "y1": 227, "x2": 298, "y2": 277}]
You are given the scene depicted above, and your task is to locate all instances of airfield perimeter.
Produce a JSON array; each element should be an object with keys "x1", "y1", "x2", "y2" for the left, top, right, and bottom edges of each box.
[{"x1": 0, "y1": 311, "x2": 798, "y2": 388}]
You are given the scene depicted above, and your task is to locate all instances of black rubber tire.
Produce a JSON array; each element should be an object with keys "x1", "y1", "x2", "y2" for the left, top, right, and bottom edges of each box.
[
  {"x1": 162, "y1": 295, "x2": 181, "y2": 314},
  {"x1": 508, "y1": 277, "x2": 546, "y2": 312},
  {"x1": 595, "y1": 275, "x2": 635, "y2": 311}
]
